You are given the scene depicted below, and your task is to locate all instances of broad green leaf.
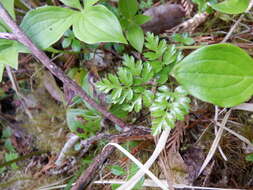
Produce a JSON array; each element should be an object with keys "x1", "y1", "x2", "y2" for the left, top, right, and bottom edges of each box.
[
  {"x1": 66, "y1": 109, "x2": 86, "y2": 132},
  {"x1": 119, "y1": 0, "x2": 138, "y2": 18},
  {"x1": 59, "y1": 0, "x2": 82, "y2": 9},
  {"x1": 0, "y1": 0, "x2": 15, "y2": 31},
  {"x1": 0, "y1": 42, "x2": 19, "y2": 69},
  {"x1": 211, "y1": 0, "x2": 249, "y2": 14},
  {"x1": 0, "y1": 39, "x2": 19, "y2": 81},
  {"x1": 126, "y1": 25, "x2": 144, "y2": 52},
  {"x1": 0, "y1": 62, "x2": 4, "y2": 80},
  {"x1": 133, "y1": 14, "x2": 151, "y2": 25},
  {"x1": 20, "y1": 6, "x2": 77, "y2": 49},
  {"x1": 172, "y1": 43, "x2": 253, "y2": 107},
  {"x1": 84, "y1": 0, "x2": 100, "y2": 9},
  {"x1": 1, "y1": 0, "x2": 15, "y2": 19},
  {"x1": 73, "y1": 5, "x2": 127, "y2": 44}
]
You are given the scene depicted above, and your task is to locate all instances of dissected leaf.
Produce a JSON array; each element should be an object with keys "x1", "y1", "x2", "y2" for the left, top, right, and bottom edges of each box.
[
  {"x1": 150, "y1": 86, "x2": 190, "y2": 135},
  {"x1": 172, "y1": 43, "x2": 253, "y2": 107},
  {"x1": 21, "y1": 6, "x2": 77, "y2": 49},
  {"x1": 211, "y1": 0, "x2": 249, "y2": 14},
  {"x1": 59, "y1": 0, "x2": 82, "y2": 9},
  {"x1": 73, "y1": 5, "x2": 127, "y2": 44}
]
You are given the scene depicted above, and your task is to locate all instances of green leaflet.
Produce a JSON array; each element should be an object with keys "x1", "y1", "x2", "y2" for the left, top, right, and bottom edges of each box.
[
  {"x1": 144, "y1": 33, "x2": 167, "y2": 61},
  {"x1": 66, "y1": 108, "x2": 101, "y2": 138},
  {"x1": 59, "y1": 0, "x2": 82, "y2": 9},
  {"x1": 172, "y1": 43, "x2": 253, "y2": 107},
  {"x1": 73, "y1": 5, "x2": 127, "y2": 44},
  {"x1": 211, "y1": 0, "x2": 250, "y2": 14},
  {"x1": 20, "y1": 6, "x2": 77, "y2": 49}
]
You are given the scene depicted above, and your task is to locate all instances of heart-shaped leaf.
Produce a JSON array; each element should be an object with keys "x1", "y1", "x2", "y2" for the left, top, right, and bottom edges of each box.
[
  {"x1": 20, "y1": 6, "x2": 77, "y2": 49},
  {"x1": 73, "y1": 5, "x2": 127, "y2": 44},
  {"x1": 211, "y1": 0, "x2": 250, "y2": 14},
  {"x1": 172, "y1": 43, "x2": 253, "y2": 107}
]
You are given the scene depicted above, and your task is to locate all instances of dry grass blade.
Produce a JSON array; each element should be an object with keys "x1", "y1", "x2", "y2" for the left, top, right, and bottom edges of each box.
[
  {"x1": 216, "y1": 122, "x2": 253, "y2": 147},
  {"x1": 106, "y1": 143, "x2": 168, "y2": 190},
  {"x1": 214, "y1": 106, "x2": 228, "y2": 161},
  {"x1": 117, "y1": 127, "x2": 171, "y2": 190},
  {"x1": 233, "y1": 103, "x2": 253, "y2": 112},
  {"x1": 198, "y1": 110, "x2": 231, "y2": 176}
]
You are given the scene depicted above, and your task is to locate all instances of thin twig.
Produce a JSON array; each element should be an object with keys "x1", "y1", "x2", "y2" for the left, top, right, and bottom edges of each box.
[
  {"x1": 0, "y1": 3, "x2": 129, "y2": 131},
  {"x1": 55, "y1": 134, "x2": 80, "y2": 167},
  {"x1": 6, "y1": 65, "x2": 33, "y2": 119}
]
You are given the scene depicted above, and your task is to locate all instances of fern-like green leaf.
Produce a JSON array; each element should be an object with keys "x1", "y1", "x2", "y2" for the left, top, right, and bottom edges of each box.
[
  {"x1": 144, "y1": 32, "x2": 167, "y2": 61},
  {"x1": 150, "y1": 86, "x2": 190, "y2": 135}
]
